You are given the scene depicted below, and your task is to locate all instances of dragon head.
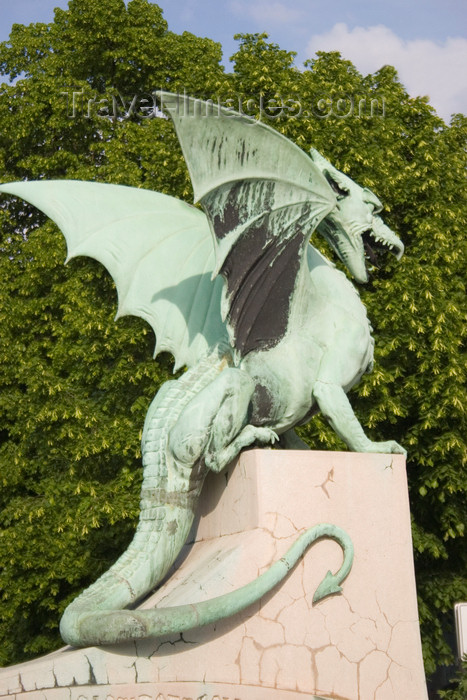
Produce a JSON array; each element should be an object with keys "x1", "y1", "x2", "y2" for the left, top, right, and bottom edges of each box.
[{"x1": 310, "y1": 149, "x2": 404, "y2": 283}]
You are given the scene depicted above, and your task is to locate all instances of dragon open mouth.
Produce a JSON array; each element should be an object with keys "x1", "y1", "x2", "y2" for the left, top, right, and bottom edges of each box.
[{"x1": 362, "y1": 229, "x2": 403, "y2": 271}]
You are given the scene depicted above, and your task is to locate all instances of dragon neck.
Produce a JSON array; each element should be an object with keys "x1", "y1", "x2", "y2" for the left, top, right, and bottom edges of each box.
[{"x1": 287, "y1": 242, "x2": 371, "y2": 334}]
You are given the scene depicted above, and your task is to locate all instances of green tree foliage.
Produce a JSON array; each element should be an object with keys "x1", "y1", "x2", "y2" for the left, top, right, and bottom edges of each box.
[
  {"x1": 438, "y1": 657, "x2": 467, "y2": 699},
  {"x1": 0, "y1": 4, "x2": 465, "y2": 681}
]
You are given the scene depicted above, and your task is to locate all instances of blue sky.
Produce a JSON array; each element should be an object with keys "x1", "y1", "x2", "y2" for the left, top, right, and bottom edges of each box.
[{"x1": 1, "y1": 0, "x2": 466, "y2": 121}]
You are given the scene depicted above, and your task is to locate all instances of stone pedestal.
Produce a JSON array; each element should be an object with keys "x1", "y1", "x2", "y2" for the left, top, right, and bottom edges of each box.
[{"x1": 0, "y1": 450, "x2": 428, "y2": 700}]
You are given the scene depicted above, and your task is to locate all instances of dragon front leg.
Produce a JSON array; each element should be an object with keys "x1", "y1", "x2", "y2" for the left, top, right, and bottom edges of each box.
[{"x1": 312, "y1": 379, "x2": 406, "y2": 455}]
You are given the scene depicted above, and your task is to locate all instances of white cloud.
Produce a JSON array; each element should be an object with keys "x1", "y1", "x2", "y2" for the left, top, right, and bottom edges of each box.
[
  {"x1": 230, "y1": 1, "x2": 303, "y2": 26},
  {"x1": 306, "y1": 23, "x2": 467, "y2": 121}
]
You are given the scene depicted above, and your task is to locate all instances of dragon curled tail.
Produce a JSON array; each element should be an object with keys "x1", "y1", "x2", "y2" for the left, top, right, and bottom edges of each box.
[{"x1": 59, "y1": 348, "x2": 354, "y2": 647}]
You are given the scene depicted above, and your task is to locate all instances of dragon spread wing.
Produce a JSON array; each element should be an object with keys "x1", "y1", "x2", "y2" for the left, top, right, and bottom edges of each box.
[
  {"x1": 0, "y1": 180, "x2": 227, "y2": 370},
  {"x1": 158, "y1": 91, "x2": 337, "y2": 356},
  {"x1": 1, "y1": 96, "x2": 338, "y2": 364}
]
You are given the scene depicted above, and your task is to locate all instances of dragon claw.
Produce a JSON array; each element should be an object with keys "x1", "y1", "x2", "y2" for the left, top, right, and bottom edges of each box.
[
  {"x1": 253, "y1": 427, "x2": 279, "y2": 445},
  {"x1": 367, "y1": 440, "x2": 407, "y2": 457}
]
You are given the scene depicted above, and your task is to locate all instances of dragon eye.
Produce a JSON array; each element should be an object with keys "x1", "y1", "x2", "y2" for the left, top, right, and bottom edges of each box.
[{"x1": 324, "y1": 171, "x2": 349, "y2": 200}]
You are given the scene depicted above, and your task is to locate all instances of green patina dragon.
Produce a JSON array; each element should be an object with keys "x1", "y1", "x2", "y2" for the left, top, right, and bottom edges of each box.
[{"x1": 0, "y1": 93, "x2": 405, "y2": 647}]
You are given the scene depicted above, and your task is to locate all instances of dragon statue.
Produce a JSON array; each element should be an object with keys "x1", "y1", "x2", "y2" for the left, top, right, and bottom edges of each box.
[{"x1": 0, "y1": 92, "x2": 405, "y2": 648}]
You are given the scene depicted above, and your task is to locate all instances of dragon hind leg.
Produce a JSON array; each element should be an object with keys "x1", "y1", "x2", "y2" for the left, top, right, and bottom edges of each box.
[{"x1": 168, "y1": 367, "x2": 277, "y2": 473}]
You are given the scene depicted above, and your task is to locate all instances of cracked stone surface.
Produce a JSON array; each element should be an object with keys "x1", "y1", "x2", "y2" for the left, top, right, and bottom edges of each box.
[{"x1": 0, "y1": 450, "x2": 428, "y2": 700}]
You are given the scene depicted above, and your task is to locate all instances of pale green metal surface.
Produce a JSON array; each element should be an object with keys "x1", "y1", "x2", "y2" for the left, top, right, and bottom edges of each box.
[
  {"x1": 0, "y1": 92, "x2": 405, "y2": 647},
  {"x1": 69, "y1": 523, "x2": 353, "y2": 646},
  {"x1": 0, "y1": 180, "x2": 226, "y2": 371},
  {"x1": 310, "y1": 148, "x2": 404, "y2": 283}
]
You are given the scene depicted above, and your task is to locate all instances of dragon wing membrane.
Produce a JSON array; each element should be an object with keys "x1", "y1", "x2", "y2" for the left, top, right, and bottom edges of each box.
[
  {"x1": 158, "y1": 91, "x2": 337, "y2": 356},
  {"x1": 1, "y1": 95, "x2": 337, "y2": 363},
  {"x1": 0, "y1": 180, "x2": 227, "y2": 370}
]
